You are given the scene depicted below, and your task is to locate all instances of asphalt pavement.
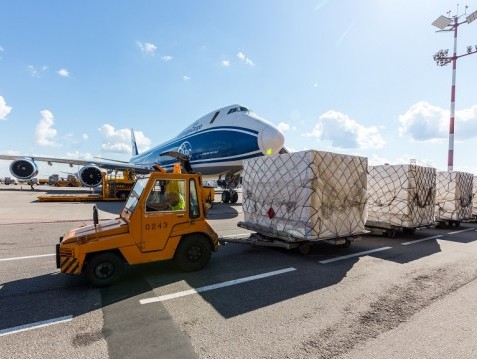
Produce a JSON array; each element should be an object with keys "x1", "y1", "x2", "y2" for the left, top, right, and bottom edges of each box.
[{"x1": 0, "y1": 184, "x2": 476, "y2": 358}]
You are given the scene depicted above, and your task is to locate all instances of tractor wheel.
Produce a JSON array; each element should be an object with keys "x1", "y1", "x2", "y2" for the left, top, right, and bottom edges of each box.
[
  {"x1": 85, "y1": 252, "x2": 124, "y2": 287},
  {"x1": 174, "y1": 235, "x2": 212, "y2": 272}
]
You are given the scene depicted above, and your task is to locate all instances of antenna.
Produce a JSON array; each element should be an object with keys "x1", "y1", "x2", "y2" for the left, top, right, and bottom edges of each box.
[{"x1": 432, "y1": 6, "x2": 477, "y2": 172}]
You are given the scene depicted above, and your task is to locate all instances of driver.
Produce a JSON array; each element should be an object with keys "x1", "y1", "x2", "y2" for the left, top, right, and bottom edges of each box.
[{"x1": 146, "y1": 191, "x2": 185, "y2": 211}]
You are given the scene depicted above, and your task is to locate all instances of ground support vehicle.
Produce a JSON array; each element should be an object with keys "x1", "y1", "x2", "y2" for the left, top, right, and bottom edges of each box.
[
  {"x1": 3, "y1": 177, "x2": 18, "y2": 185},
  {"x1": 56, "y1": 167, "x2": 219, "y2": 286},
  {"x1": 219, "y1": 221, "x2": 364, "y2": 255},
  {"x1": 38, "y1": 172, "x2": 135, "y2": 202},
  {"x1": 48, "y1": 174, "x2": 82, "y2": 187},
  {"x1": 365, "y1": 220, "x2": 434, "y2": 237}
]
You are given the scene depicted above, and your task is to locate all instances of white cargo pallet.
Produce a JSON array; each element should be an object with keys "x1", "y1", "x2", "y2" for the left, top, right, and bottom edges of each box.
[
  {"x1": 435, "y1": 171, "x2": 473, "y2": 226},
  {"x1": 366, "y1": 164, "x2": 436, "y2": 237},
  {"x1": 241, "y1": 150, "x2": 368, "y2": 242}
]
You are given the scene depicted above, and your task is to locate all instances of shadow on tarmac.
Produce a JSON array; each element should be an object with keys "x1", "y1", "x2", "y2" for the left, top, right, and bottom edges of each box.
[
  {"x1": 1, "y1": 224, "x2": 475, "y2": 334},
  {"x1": 205, "y1": 201, "x2": 240, "y2": 219}
]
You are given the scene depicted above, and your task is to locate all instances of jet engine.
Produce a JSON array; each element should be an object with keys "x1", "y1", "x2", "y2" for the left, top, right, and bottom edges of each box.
[
  {"x1": 78, "y1": 165, "x2": 103, "y2": 187},
  {"x1": 10, "y1": 159, "x2": 39, "y2": 179}
]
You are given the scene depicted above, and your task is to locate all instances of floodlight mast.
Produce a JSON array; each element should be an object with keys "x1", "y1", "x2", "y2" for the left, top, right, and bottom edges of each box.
[{"x1": 432, "y1": 6, "x2": 477, "y2": 172}]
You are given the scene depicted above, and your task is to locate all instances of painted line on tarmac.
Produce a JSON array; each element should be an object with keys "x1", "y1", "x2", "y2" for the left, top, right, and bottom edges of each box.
[
  {"x1": 0, "y1": 315, "x2": 73, "y2": 337},
  {"x1": 319, "y1": 247, "x2": 392, "y2": 264},
  {"x1": 401, "y1": 235, "x2": 443, "y2": 246},
  {"x1": 446, "y1": 228, "x2": 475, "y2": 235},
  {"x1": 140, "y1": 267, "x2": 297, "y2": 304},
  {"x1": 0, "y1": 253, "x2": 55, "y2": 262}
]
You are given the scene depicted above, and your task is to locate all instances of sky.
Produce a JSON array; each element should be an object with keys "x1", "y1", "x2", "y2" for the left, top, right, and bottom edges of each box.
[{"x1": 1, "y1": 0, "x2": 477, "y2": 178}]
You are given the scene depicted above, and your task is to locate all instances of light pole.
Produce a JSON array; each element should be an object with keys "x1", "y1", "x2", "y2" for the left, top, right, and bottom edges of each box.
[{"x1": 432, "y1": 6, "x2": 477, "y2": 172}]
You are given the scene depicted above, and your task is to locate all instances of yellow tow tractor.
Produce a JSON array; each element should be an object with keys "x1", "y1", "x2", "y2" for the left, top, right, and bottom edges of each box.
[{"x1": 56, "y1": 160, "x2": 219, "y2": 287}]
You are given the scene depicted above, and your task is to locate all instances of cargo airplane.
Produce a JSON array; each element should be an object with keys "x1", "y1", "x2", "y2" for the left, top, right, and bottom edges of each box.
[{"x1": 0, "y1": 105, "x2": 286, "y2": 203}]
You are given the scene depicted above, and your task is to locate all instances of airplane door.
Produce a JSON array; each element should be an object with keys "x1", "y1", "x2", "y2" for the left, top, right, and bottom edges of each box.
[{"x1": 140, "y1": 178, "x2": 187, "y2": 252}]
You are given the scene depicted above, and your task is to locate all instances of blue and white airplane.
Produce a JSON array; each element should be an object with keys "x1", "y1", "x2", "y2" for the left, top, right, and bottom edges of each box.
[{"x1": 0, "y1": 105, "x2": 286, "y2": 203}]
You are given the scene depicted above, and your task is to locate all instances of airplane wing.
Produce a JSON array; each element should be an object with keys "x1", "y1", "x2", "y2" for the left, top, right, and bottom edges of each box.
[
  {"x1": 0, "y1": 154, "x2": 155, "y2": 187},
  {"x1": 0, "y1": 154, "x2": 151, "y2": 173}
]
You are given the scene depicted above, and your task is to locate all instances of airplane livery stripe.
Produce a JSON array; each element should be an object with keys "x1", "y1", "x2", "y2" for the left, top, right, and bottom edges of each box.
[
  {"x1": 158, "y1": 126, "x2": 259, "y2": 149},
  {"x1": 132, "y1": 129, "x2": 260, "y2": 166}
]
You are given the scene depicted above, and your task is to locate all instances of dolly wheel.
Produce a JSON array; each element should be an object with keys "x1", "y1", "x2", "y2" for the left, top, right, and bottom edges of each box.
[
  {"x1": 298, "y1": 243, "x2": 311, "y2": 255},
  {"x1": 387, "y1": 229, "x2": 396, "y2": 238},
  {"x1": 85, "y1": 252, "x2": 124, "y2": 287},
  {"x1": 175, "y1": 235, "x2": 212, "y2": 272},
  {"x1": 340, "y1": 240, "x2": 352, "y2": 248}
]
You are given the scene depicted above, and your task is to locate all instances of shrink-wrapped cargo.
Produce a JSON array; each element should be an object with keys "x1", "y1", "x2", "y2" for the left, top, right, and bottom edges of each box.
[
  {"x1": 472, "y1": 176, "x2": 477, "y2": 217},
  {"x1": 435, "y1": 171, "x2": 473, "y2": 221},
  {"x1": 241, "y1": 150, "x2": 368, "y2": 241},
  {"x1": 366, "y1": 164, "x2": 436, "y2": 228}
]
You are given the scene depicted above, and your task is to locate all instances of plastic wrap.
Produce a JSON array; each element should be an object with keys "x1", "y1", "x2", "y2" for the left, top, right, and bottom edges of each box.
[
  {"x1": 242, "y1": 150, "x2": 368, "y2": 241},
  {"x1": 367, "y1": 165, "x2": 436, "y2": 228},
  {"x1": 435, "y1": 171, "x2": 473, "y2": 221}
]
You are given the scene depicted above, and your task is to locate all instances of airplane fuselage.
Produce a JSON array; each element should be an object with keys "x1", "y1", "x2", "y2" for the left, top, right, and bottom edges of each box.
[{"x1": 129, "y1": 105, "x2": 284, "y2": 175}]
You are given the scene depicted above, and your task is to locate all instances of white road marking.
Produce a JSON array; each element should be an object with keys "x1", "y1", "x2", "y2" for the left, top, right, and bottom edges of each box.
[
  {"x1": 401, "y1": 235, "x2": 443, "y2": 246},
  {"x1": 447, "y1": 228, "x2": 475, "y2": 235},
  {"x1": 319, "y1": 247, "x2": 392, "y2": 264},
  {"x1": 140, "y1": 267, "x2": 297, "y2": 304},
  {"x1": 0, "y1": 253, "x2": 55, "y2": 262},
  {"x1": 0, "y1": 315, "x2": 73, "y2": 337}
]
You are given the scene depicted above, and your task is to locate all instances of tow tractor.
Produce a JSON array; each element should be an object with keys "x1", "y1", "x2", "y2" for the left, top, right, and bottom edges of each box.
[
  {"x1": 56, "y1": 161, "x2": 219, "y2": 287},
  {"x1": 39, "y1": 171, "x2": 136, "y2": 202}
]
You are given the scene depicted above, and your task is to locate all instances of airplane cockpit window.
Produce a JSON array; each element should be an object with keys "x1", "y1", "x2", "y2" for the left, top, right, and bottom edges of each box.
[
  {"x1": 227, "y1": 107, "x2": 250, "y2": 115},
  {"x1": 209, "y1": 111, "x2": 220, "y2": 124}
]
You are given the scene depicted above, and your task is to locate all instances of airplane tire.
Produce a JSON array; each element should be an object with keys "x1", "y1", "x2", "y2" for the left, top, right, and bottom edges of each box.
[
  {"x1": 230, "y1": 191, "x2": 239, "y2": 204},
  {"x1": 85, "y1": 252, "x2": 124, "y2": 287},
  {"x1": 174, "y1": 235, "x2": 212, "y2": 272},
  {"x1": 222, "y1": 191, "x2": 230, "y2": 203}
]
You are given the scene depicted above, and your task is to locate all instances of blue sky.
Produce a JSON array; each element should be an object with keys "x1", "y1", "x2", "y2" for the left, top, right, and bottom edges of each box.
[{"x1": 1, "y1": 0, "x2": 476, "y2": 177}]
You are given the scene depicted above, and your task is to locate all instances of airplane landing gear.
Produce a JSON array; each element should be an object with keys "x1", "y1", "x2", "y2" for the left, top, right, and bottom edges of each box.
[{"x1": 221, "y1": 189, "x2": 238, "y2": 204}]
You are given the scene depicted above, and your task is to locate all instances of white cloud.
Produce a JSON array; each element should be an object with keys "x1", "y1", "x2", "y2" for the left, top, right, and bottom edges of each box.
[
  {"x1": 305, "y1": 110, "x2": 386, "y2": 149},
  {"x1": 277, "y1": 122, "x2": 290, "y2": 132},
  {"x1": 27, "y1": 65, "x2": 48, "y2": 77},
  {"x1": 0, "y1": 96, "x2": 12, "y2": 120},
  {"x1": 98, "y1": 125, "x2": 151, "y2": 154},
  {"x1": 82, "y1": 133, "x2": 89, "y2": 140},
  {"x1": 237, "y1": 51, "x2": 255, "y2": 66},
  {"x1": 277, "y1": 122, "x2": 297, "y2": 132},
  {"x1": 57, "y1": 68, "x2": 70, "y2": 77},
  {"x1": 161, "y1": 55, "x2": 173, "y2": 62},
  {"x1": 399, "y1": 101, "x2": 477, "y2": 142},
  {"x1": 183, "y1": 75, "x2": 191, "y2": 81},
  {"x1": 221, "y1": 60, "x2": 231, "y2": 67},
  {"x1": 137, "y1": 41, "x2": 157, "y2": 55},
  {"x1": 35, "y1": 110, "x2": 58, "y2": 146},
  {"x1": 0, "y1": 45, "x2": 3, "y2": 60}
]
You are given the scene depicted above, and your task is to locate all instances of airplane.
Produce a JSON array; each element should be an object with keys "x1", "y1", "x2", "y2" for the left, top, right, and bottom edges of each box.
[{"x1": 0, "y1": 104, "x2": 286, "y2": 203}]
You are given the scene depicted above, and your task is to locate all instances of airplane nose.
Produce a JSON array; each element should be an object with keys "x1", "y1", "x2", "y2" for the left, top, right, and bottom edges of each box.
[{"x1": 259, "y1": 125, "x2": 285, "y2": 156}]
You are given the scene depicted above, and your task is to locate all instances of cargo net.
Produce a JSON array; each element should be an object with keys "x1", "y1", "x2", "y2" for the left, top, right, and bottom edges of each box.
[
  {"x1": 242, "y1": 150, "x2": 368, "y2": 241},
  {"x1": 473, "y1": 176, "x2": 477, "y2": 216},
  {"x1": 367, "y1": 165, "x2": 436, "y2": 228},
  {"x1": 435, "y1": 171, "x2": 474, "y2": 221}
]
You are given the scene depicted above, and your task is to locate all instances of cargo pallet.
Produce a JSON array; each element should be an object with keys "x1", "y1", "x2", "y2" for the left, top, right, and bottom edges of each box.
[
  {"x1": 365, "y1": 220, "x2": 434, "y2": 238},
  {"x1": 218, "y1": 221, "x2": 365, "y2": 255}
]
